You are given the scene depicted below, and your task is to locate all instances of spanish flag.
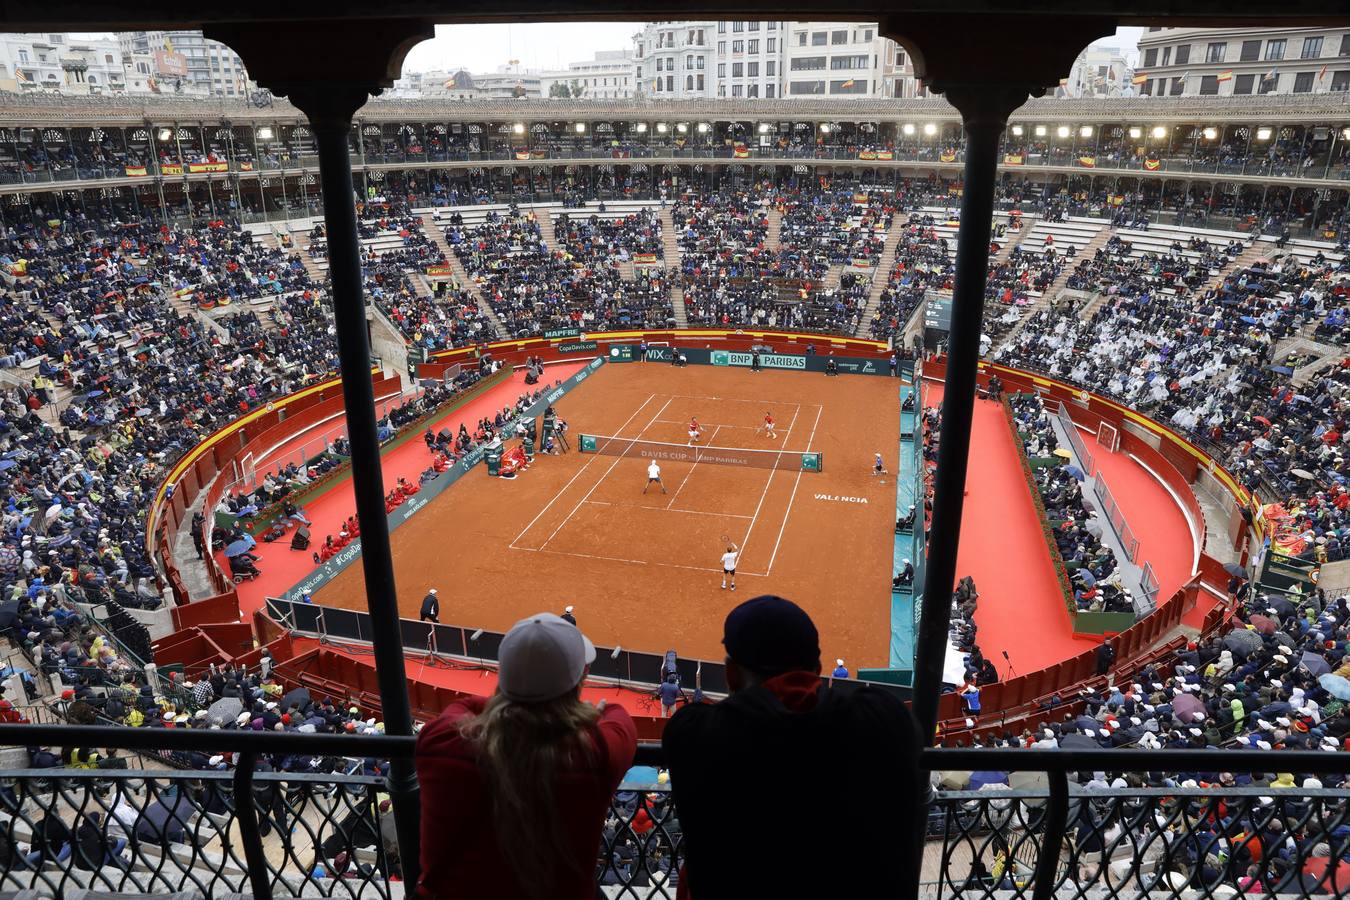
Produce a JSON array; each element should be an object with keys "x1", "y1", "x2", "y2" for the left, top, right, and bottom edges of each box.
[
  {"x1": 1077, "y1": 155, "x2": 1096, "y2": 168},
  {"x1": 1143, "y1": 158, "x2": 1161, "y2": 171},
  {"x1": 1131, "y1": 73, "x2": 1148, "y2": 85},
  {"x1": 940, "y1": 150, "x2": 957, "y2": 163},
  {"x1": 733, "y1": 142, "x2": 749, "y2": 159},
  {"x1": 840, "y1": 79, "x2": 855, "y2": 88},
  {"x1": 1217, "y1": 70, "x2": 1233, "y2": 82}
]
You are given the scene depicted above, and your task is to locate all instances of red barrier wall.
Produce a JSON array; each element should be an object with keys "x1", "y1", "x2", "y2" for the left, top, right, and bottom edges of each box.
[{"x1": 170, "y1": 591, "x2": 242, "y2": 632}]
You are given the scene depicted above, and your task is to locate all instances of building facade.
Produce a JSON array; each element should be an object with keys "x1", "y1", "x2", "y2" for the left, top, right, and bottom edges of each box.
[
  {"x1": 781, "y1": 22, "x2": 911, "y2": 99},
  {"x1": 1135, "y1": 26, "x2": 1350, "y2": 97},
  {"x1": 0, "y1": 33, "x2": 133, "y2": 95},
  {"x1": 1060, "y1": 44, "x2": 1134, "y2": 98},
  {"x1": 118, "y1": 31, "x2": 248, "y2": 97},
  {"x1": 540, "y1": 50, "x2": 635, "y2": 100},
  {"x1": 712, "y1": 20, "x2": 785, "y2": 99},
  {"x1": 633, "y1": 22, "x2": 715, "y2": 98}
]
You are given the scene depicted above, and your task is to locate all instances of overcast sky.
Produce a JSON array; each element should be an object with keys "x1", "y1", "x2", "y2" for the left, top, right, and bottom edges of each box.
[{"x1": 400, "y1": 23, "x2": 1144, "y2": 74}]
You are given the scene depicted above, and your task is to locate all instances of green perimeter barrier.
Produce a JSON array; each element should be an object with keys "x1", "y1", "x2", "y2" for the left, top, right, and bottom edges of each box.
[
  {"x1": 857, "y1": 668, "x2": 913, "y2": 687},
  {"x1": 606, "y1": 343, "x2": 892, "y2": 375},
  {"x1": 1072, "y1": 610, "x2": 1137, "y2": 635},
  {"x1": 280, "y1": 356, "x2": 607, "y2": 601}
]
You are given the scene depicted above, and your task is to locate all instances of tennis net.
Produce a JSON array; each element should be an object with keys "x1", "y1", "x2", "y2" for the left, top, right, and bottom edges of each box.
[{"x1": 578, "y1": 434, "x2": 823, "y2": 472}]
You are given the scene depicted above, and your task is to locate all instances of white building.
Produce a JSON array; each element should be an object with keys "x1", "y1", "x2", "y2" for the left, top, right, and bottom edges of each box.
[
  {"x1": 633, "y1": 22, "x2": 715, "y2": 98},
  {"x1": 781, "y1": 22, "x2": 912, "y2": 99},
  {"x1": 1135, "y1": 26, "x2": 1350, "y2": 96},
  {"x1": 1059, "y1": 44, "x2": 1133, "y2": 98},
  {"x1": 0, "y1": 33, "x2": 133, "y2": 95},
  {"x1": 118, "y1": 31, "x2": 248, "y2": 97},
  {"x1": 540, "y1": 50, "x2": 635, "y2": 99},
  {"x1": 712, "y1": 20, "x2": 786, "y2": 99},
  {"x1": 470, "y1": 65, "x2": 542, "y2": 100}
]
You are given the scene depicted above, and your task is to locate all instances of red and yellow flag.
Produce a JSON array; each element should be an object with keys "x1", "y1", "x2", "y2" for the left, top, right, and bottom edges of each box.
[
  {"x1": 1143, "y1": 158, "x2": 1161, "y2": 171},
  {"x1": 1216, "y1": 71, "x2": 1233, "y2": 82},
  {"x1": 1077, "y1": 155, "x2": 1096, "y2": 168},
  {"x1": 1131, "y1": 73, "x2": 1148, "y2": 85},
  {"x1": 940, "y1": 150, "x2": 957, "y2": 163}
]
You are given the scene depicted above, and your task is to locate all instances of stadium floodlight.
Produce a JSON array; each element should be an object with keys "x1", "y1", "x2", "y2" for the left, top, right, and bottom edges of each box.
[
  {"x1": 1128, "y1": 126, "x2": 1142, "y2": 139},
  {"x1": 512, "y1": 123, "x2": 525, "y2": 134},
  {"x1": 1079, "y1": 125, "x2": 1093, "y2": 138},
  {"x1": 257, "y1": 126, "x2": 274, "y2": 140},
  {"x1": 1202, "y1": 127, "x2": 1217, "y2": 140},
  {"x1": 819, "y1": 123, "x2": 831, "y2": 133},
  {"x1": 636, "y1": 122, "x2": 648, "y2": 132},
  {"x1": 157, "y1": 128, "x2": 173, "y2": 141},
  {"x1": 1256, "y1": 127, "x2": 1272, "y2": 141},
  {"x1": 758, "y1": 123, "x2": 770, "y2": 133},
  {"x1": 1056, "y1": 125, "x2": 1070, "y2": 139},
  {"x1": 657, "y1": 123, "x2": 669, "y2": 133},
  {"x1": 697, "y1": 122, "x2": 709, "y2": 133},
  {"x1": 575, "y1": 122, "x2": 586, "y2": 133},
  {"x1": 1151, "y1": 125, "x2": 1166, "y2": 139},
  {"x1": 923, "y1": 123, "x2": 937, "y2": 136},
  {"x1": 902, "y1": 123, "x2": 915, "y2": 135},
  {"x1": 676, "y1": 123, "x2": 687, "y2": 133},
  {"x1": 1033, "y1": 125, "x2": 1047, "y2": 137},
  {"x1": 1010, "y1": 125, "x2": 1024, "y2": 136},
  {"x1": 1343, "y1": 127, "x2": 1350, "y2": 141}
]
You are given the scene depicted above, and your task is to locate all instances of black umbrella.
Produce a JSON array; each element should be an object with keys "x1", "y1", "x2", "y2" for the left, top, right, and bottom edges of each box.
[
  {"x1": 1060, "y1": 733, "x2": 1101, "y2": 750},
  {"x1": 134, "y1": 792, "x2": 190, "y2": 846},
  {"x1": 280, "y1": 686, "x2": 311, "y2": 712},
  {"x1": 1223, "y1": 562, "x2": 1247, "y2": 579},
  {"x1": 1224, "y1": 629, "x2": 1262, "y2": 658}
]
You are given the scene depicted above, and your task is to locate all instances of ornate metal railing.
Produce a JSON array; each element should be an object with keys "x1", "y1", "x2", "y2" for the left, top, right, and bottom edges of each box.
[{"x1": 2, "y1": 725, "x2": 1350, "y2": 899}]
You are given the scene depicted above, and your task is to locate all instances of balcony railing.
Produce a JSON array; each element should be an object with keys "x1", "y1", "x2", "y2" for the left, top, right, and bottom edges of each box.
[{"x1": 2, "y1": 725, "x2": 1349, "y2": 899}]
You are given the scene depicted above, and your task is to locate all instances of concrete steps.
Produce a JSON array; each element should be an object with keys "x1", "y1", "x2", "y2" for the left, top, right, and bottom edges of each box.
[
  {"x1": 1076, "y1": 290, "x2": 1113, "y2": 323},
  {"x1": 535, "y1": 210, "x2": 558, "y2": 249},
  {"x1": 765, "y1": 207, "x2": 784, "y2": 252},
  {"x1": 657, "y1": 208, "x2": 681, "y2": 266},
  {"x1": 822, "y1": 264, "x2": 845, "y2": 292},
  {"x1": 670, "y1": 284, "x2": 689, "y2": 328},
  {"x1": 854, "y1": 221, "x2": 905, "y2": 338},
  {"x1": 617, "y1": 259, "x2": 637, "y2": 282}
]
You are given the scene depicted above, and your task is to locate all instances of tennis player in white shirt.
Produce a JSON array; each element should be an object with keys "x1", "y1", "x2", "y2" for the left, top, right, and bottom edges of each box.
[
  {"x1": 643, "y1": 460, "x2": 667, "y2": 494},
  {"x1": 720, "y1": 541, "x2": 740, "y2": 591}
]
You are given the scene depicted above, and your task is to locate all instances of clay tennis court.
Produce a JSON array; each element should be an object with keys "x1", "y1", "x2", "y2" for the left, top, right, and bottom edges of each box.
[{"x1": 316, "y1": 361, "x2": 899, "y2": 667}]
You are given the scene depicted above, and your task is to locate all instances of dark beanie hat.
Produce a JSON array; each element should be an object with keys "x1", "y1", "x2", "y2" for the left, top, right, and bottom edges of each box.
[{"x1": 722, "y1": 595, "x2": 820, "y2": 675}]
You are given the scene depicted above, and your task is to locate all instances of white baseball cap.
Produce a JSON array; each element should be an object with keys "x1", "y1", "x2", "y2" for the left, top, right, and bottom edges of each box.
[
  {"x1": 429, "y1": 588, "x2": 438, "y2": 594},
  {"x1": 498, "y1": 613, "x2": 595, "y2": 702}
]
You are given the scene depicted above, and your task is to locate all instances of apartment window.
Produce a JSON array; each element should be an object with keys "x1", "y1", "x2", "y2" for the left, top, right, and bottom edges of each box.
[
  {"x1": 17, "y1": 49, "x2": 28, "y2": 62},
  {"x1": 718, "y1": 41, "x2": 725, "y2": 55},
  {"x1": 666, "y1": 74, "x2": 674, "y2": 91},
  {"x1": 791, "y1": 79, "x2": 825, "y2": 94},
  {"x1": 1331, "y1": 70, "x2": 1350, "y2": 91},
  {"x1": 1260, "y1": 72, "x2": 1278, "y2": 92},
  {"x1": 1266, "y1": 39, "x2": 1286, "y2": 60},
  {"x1": 732, "y1": 21, "x2": 744, "y2": 31},
  {"x1": 831, "y1": 30, "x2": 848, "y2": 45},
  {"x1": 732, "y1": 40, "x2": 743, "y2": 53},
  {"x1": 1139, "y1": 78, "x2": 1152, "y2": 96},
  {"x1": 1161, "y1": 47, "x2": 1171, "y2": 66},
  {"x1": 687, "y1": 55, "x2": 693, "y2": 68},
  {"x1": 1341, "y1": 34, "x2": 1350, "y2": 56},
  {"x1": 1206, "y1": 42, "x2": 1226, "y2": 63},
  {"x1": 1301, "y1": 36, "x2": 1323, "y2": 59},
  {"x1": 766, "y1": 60, "x2": 776, "y2": 76},
  {"x1": 686, "y1": 75, "x2": 694, "y2": 90},
  {"x1": 1240, "y1": 39, "x2": 1261, "y2": 61},
  {"x1": 697, "y1": 74, "x2": 704, "y2": 90},
  {"x1": 717, "y1": 63, "x2": 725, "y2": 77},
  {"x1": 748, "y1": 61, "x2": 759, "y2": 77},
  {"x1": 797, "y1": 32, "x2": 807, "y2": 46},
  {"x1": 768, "y1": 21, "x2": 778, "y2": 30},
  {"x1": 812, "y1": 32, "x2": 827, "y2": 46},
  {"x1": 1293, "y1": 71, "x2": 1315, "y2": 92},
  {"x1": 748, "y1": 39, "x2": 759, "y2": 53},
  {"x1": 1233, "y1": 73, "x2": 1256, "y2": 93},
  {"x1": 831, "y1": 54, "x2": 868, "y2": 70},
  {"x1": 791, "y1": 56, "x2": 827, "y2": 71},
  {"x1": 697, "y1": 57, "x2": 705, "y2": 69},
  {"x1": 1172, "y1": 77, "x2": 1186, "y2": 95},
  {"x1": 718, "y1": 22, "x2": 726, "y2": 32},
  {"x1": 749, "y1": 21, "x2": 759, "y2": 31},
  {"x1": 830, "y1": 78, "x2": 867, "y2": 94},
  {"x1": 863, "y1": 28, "x2": 873, "y2": 41},
  {"x1": 37, "y1": 53, "x2": 47, "y2": 63},
  {"x1": 748, "y1": 83, "x2": 758, "y2": 97},
  {"x1": 1175, "y1": 44, "x2": 1190, "y2": 65},
  {"x1": 766, "y1": 84, "x2": 775, "y2": 97},
  {"x1": 732, "y1": 84, "x2": 743, "y2": 96},
  {"x1": 1199, "y1": 74, "x2": 1219, "y2": 94},
  {"x1": 767, "y1": 38, "x2": 776, "y2": 52},
  {"x1": 1143, "y1": 48, "x2": 1157, "y2": 67},
  {"x1": 732, "y1": 62, "x2": 743, "y2": 77},
  {"x1": 697, "y1": 30, "x2": 705, "y2": 45}
]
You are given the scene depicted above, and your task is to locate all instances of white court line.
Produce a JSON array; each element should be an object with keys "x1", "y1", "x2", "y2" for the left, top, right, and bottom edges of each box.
[
  {"x1": 777, "y1": 402, "x2": 801, "y2": 449},
  {"x1": 671, "y1": 393, "x2": 824, "y2": 408},
  {"x1": 765, "y1": 404, "x2": 825, "y2": 576},
  {"x1": 509, "y1": 392, "x2": 655, "y2": 549},
  {"x1": 584, "y1": 499, "x2": 750, "y2": 519},
  {"x1": 666, "y1": 424, "x2": 721, "y2": 508},
  {"x1": 511, "y1": 545, "x2": 738, "y2": 575},
  {"x1": 539, "y1": 396, "x2": 675, "y2": 550}
]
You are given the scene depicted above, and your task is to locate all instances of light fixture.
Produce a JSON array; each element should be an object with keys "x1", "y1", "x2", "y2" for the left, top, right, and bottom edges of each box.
[
  {"x1": 1256, "y1": 126, "x2": 1272, "y2": 141},
  {"x1": 758, "y1": 123, "x2": 770, "y2": 133},
  {"x1": 1128, "y1": 126, "x2": 1142, "y2": 139},
  {"x1": 636, "y1": 122, "x2": 648, "y2": 133},
  {"x1": 512, "y1": 123, "x2": 525, "y2": 134},
  {"x1": 575, "y1": 122, "x2": 586, "y2": 133},
  {"x1": 657, "y1": 122, "x2": 669, "y2": 133},
  {"x1": 256, "y1": 126, "x2": 274, "y2": 141},
  {"x1": 902, "y1": 123, "x2": 915, "y2": 136},
  {"x1": 923, "y1": 123, "x2": 937, "y2": 136},
  {"x1": 1202, "y1": 127, "x2": 1217, "y2": 140},
  {"x1": 1010, "y1": 125, "x2": 1024, "y2": 137},
  {"x1": 1034, "y1": 125, "x2": 1047, "y2": 137},
  {"x1": 1151, "y1": 125, "x2": 1166, "y2": 139},
  {"x1": 1079, "y1": 125, "x2": 1093, "y2": 138},
  {"x1": 1056, "y1": 125, "x2": 1070, "y2": 139},
  {"x1": 676, "y1": 123, "x2": 687, "y2": 133},
  {"x1": 157, "y1": 127, "x2": 172, "y2": 141},
  {"x1": 1342, "y1": 126, "x2": 1350, "y2": 141},
  {"x1": 696, "y1": 122, "x2": 709, "y2": 133},
  {"x1": 820, "y1": 124, "x2": 831, "y2": 134}
]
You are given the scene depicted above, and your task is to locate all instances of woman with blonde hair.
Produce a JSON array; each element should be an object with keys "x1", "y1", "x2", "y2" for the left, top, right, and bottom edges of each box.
[{"x1": 415, "y1": 612, "x2": 635, "y2": 899}]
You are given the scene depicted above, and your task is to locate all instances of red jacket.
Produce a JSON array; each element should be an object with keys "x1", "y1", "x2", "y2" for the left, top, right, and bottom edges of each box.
[{"x1": 415, "y1": 697, "x2": 636, "y2": 899}]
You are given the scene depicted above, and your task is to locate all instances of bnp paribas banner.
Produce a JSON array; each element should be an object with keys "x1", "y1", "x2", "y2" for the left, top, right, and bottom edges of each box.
[
  {"x1": 710, "y1": 349, "x2": 806, "y2": 370},
  {"x1": 608, "y1": 343, "x2": 888, "y2": 375}
]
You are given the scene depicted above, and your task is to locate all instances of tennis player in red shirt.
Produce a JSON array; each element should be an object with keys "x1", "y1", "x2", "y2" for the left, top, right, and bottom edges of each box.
[{"x1": 415, "y1": 613, "x2": 636, "y2": 899}]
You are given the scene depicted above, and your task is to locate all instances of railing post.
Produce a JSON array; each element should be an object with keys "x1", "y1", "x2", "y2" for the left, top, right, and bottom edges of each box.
[
  {"x1": 232, "y1": 751, "x2": 272, "y2": 899},
  {"x1": 1032, "y1": 770, "x2": 1070, "y2": 900}
]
